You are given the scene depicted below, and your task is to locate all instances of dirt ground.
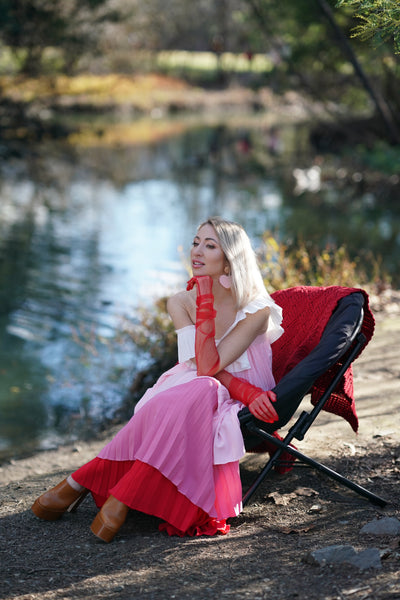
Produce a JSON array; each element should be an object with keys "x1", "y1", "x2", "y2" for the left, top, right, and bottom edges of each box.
[{"x1": 1, "y1": 301, "x2": 399, "y2": 600}]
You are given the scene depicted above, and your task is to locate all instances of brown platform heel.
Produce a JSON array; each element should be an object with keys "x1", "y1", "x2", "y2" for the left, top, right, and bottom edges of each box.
[
  {"x1": 90, "y1": 495, "x2": 129, "y2": 543},
  {"x1": 31, "y1": 478, "x2": 89, "y2": 521}
]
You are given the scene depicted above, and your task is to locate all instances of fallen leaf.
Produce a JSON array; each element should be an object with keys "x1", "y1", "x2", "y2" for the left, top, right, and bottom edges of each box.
[
  {"x1": 267, "y1": 492, "x2": 297, "y2": 505},
  {"x1": 294, "y1": 487, "x2": 318, "y2": 497},
  {"x1": 280, "y1": 525, "x2": 315, "y2": 534}
]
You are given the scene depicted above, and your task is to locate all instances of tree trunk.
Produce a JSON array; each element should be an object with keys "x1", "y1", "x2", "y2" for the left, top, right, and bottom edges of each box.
[
  {"x1": 315, "y1": 0, "x2": 400, "y2": 144},
  {"x1": 245, "y1": 0, "x2": 322, "y2": 95}
]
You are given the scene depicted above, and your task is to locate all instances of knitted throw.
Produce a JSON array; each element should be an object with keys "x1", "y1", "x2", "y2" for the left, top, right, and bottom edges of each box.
[{"x1": 270, "y1": 286, "x2": 375, "y2": 432}]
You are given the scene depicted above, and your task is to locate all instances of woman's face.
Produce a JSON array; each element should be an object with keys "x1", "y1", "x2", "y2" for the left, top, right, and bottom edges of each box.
[{"x1": 191, "y1": 224, "x2": 227, "y2": 279}]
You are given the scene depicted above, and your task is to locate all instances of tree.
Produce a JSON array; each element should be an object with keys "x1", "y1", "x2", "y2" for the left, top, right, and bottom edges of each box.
[
  {"x1": 119, "y1": 0, "x2": 240, "y2": 53},
  {"x1": 241, "y1": 0, "x2": 399, "y2": 143},
  {"x1": 336, "y1": 0, "x2": 400, "y2": 53},
  {"x1": 317, "y1": 0, "x2": 399, "y2": 143},
  {"x1": 0, "y1": 0, "x2": 125, "y2": 75}
]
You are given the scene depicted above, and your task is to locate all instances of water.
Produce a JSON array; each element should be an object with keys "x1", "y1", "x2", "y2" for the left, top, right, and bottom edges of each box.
[{"x1": 0, "y1": 121, "x2": 399, "y2": 461}]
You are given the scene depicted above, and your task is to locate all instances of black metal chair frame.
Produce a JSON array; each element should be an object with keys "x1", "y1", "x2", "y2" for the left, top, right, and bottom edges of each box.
[{"x1": 239, "y1": 292, "x2": 388, "y2": 509}]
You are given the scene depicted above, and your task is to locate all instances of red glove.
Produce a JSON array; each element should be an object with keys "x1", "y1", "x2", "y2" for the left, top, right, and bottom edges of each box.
[
  {"x1": 187, "y1": 276, "x2": 220, "y2": 376},
  {"x1": 186, "y1": 275, "x2": 219, "y2": 375},
  {"x1": 216, "y1": 370, "x2": 278, "y2": 423}
]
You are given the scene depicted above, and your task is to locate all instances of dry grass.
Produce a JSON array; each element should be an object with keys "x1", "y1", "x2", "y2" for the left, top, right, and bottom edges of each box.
[{"x1": 0, "y1": 73, "x2": 190, "y2": 108}]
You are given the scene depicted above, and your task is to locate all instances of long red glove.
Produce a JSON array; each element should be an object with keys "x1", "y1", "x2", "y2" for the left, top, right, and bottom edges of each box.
[
  {"x1": 187, "y1": 275, "x2": 221, "y2": 376},
  {"x1": 216, "y1": 370, "x2": 278, "y2": 423}
]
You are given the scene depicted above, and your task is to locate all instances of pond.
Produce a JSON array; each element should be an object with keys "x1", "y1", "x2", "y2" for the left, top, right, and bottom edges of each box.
[{"x1": 1, "y1": 118, "x2": 399, "y2": 461}]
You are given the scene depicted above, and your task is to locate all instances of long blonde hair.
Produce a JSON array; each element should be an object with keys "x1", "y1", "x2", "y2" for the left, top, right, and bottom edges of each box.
[{"x1": 198, "y1": 216, "x2": 267, "y2": 309}]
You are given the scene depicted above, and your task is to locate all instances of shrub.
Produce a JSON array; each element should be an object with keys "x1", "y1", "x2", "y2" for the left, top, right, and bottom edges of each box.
[{"x1": 260, "y1": 234, "x2": 373, "y2": 291}]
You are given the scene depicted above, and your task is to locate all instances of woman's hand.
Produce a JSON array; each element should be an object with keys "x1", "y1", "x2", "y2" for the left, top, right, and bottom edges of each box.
[
  {"x1": 186, "y1": 275, "x2": 213, "y2": 296},
  {"x1": 216, "y1": 370, "x2": 278, "y2": 424},
  {"x1": 247, "y1": 390, "x2": 278, "y2": 423}
]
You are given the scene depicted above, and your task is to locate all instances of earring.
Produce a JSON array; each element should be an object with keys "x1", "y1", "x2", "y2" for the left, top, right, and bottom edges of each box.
[{"x1": 219, "y1": 268, "x2": 232, "y2": 289}]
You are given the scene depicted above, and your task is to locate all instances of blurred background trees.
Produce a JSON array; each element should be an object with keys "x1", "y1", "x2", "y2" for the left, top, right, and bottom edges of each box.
[
  {"x1": 0, "y1": 0, "x2": 399, "y2": 142},
  {"x1": 0, "y1": 0, "x2": 126, "y2": 75}
]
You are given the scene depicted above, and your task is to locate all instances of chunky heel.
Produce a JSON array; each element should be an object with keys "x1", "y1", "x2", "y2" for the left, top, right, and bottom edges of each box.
[
  {"x1": 31, "y1": 479, "x2": 89, "y2": 521},
  {"x1": 90, "y1": 495, "x2": 129, "y2": 543},
  {"x1": 90, "y1": 512, "x2": 117, "y2": 543}
]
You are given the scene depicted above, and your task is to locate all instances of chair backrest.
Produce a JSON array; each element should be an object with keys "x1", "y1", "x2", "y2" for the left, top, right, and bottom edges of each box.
[
  {"x1": 271, "y1": 292, "x2": 364, "y2": 429},
  {"x1": 239, "y1": 291, "x2": 366, "y2": 439}
]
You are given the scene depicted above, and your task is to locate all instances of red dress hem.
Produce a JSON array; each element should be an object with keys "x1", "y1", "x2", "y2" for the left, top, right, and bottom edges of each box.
[{"x1": 73, "y1": 457, "x2": 229, "y2": 537}]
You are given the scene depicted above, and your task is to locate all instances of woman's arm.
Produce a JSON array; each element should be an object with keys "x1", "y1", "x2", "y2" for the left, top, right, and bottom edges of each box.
[
  {"x1": 168, "y1": 280, "x2": 277, "y2": 423},
  {"x1": 215, "y1": 307, "x2": 270, "y2": 373},
  {"x1": 168, "y1": 278, "x2": 271, "y2": 374},
  {"x1": 167, "y1": 291, "x2": 195, "y2": 329},
  {"x1": 186, "y1": 275, "x2": 270, "y2": 376},
  {"x1": 214, "y1": 308, "x2": 279, "y2": 423}
]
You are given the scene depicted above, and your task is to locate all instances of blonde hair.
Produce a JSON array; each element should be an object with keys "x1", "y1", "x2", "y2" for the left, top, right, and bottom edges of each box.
[{"x1": 198, "y1": 216, "x2": 267, "y2": 309}]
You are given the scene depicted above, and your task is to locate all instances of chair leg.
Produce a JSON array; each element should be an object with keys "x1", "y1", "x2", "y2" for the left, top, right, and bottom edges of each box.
[{"x1": 242, "y1": 424, "x2": 388, "y2": 508}]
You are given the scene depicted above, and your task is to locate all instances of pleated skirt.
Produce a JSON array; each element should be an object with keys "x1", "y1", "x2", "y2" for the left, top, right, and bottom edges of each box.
[{"x1": 72, "y1": 369, "x2": 244, "y2": 536}]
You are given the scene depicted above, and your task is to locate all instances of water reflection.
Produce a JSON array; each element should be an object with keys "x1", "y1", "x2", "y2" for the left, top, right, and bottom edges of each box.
[
  {"x1": 0, "y1": 316, "x2": 47, "y2": 455},
  {"x1": 0, "y1": 122, "x2": 399, "y2": 461}
]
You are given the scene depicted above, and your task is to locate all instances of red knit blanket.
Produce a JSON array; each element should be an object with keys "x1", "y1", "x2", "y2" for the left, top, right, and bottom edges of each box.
[{"x1": 270, "y1": 286, "x2": 375, "y2": 432}]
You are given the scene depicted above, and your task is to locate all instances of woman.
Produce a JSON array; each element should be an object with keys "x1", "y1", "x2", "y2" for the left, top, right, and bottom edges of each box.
[{"x1": 31, "y1": 217, "x2": 284, "y2": 540}]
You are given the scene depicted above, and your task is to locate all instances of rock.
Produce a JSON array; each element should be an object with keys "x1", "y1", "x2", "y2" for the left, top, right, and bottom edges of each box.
[
  {"x1": 347, "y1": 548, "x2": 382, "y2": 571},
  {"x1": 307, "y1": 504, "x2": 323, "y2": 513},
  {"x1": 304, "y1": 544, "x2": 357, "y2": 566},
  {"x1": 304, "y1": 544, "x2": 382, "y2": 570},
  {"x1": 360, "y1": 517, "x2": 400, "y2": 536}
]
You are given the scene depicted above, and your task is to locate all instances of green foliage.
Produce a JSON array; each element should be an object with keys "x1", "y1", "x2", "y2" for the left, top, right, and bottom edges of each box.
[
  {"x1": 155, "y1": 50, "x2": 273, "y2": 85},
  {"x1": 337, "y1": 0, "x2": 400, "y2": 52},
  {"x1": 0, "y1": 0, "x2": 126, "y2": 75},
  {"x1": 354, "y1": 140, "x2": 400, "y2": 174},
  {"x1": 0, "y1": 0, "x2": 399, "y2": 122}
]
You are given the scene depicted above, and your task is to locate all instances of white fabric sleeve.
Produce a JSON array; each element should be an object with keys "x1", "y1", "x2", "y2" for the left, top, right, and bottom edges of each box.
[
  {"x1": 229, "y1": 294, "x2": 284, "y2": 345},
  {"x1": 177, "y1": 325, "x2": 195, "y2": 363}
]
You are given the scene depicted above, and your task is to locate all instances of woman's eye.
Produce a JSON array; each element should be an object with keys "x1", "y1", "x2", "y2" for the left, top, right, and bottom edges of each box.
[{"x1": 191, "y1": 241, "x2": 216, "y2": 249}]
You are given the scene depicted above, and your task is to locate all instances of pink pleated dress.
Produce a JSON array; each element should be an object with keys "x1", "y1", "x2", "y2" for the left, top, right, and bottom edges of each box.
[{"x1": 72, "y1": 294, "x2": 283, "y2": 536}]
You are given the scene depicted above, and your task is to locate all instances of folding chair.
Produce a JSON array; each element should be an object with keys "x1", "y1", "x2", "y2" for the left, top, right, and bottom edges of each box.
[{"x1": 239, "y1": 287, "x2": 388, "y2": 508}]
